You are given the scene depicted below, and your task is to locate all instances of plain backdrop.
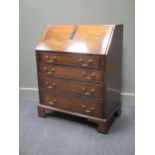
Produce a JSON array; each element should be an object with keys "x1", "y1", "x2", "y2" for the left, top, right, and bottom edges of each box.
[{"x1": 19, "y1": 0, "x2": 135, "y2": 104}]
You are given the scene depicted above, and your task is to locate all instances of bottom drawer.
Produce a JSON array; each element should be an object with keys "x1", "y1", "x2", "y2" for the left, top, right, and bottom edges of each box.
[{"x1": 39, "y1": 90, "x2": 103, "y2": 117}]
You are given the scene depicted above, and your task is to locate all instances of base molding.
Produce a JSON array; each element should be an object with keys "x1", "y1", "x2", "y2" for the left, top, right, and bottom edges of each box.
[{"x1": 38, "y1": 104, "x2": 121, "y2": 134}]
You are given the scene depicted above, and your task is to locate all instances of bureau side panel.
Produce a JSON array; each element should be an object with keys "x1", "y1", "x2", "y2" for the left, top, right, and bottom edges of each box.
[
  {"x1": 104, "y1": 25, "x2": 123, "y2": 116},
  {"x1": 35, "y1": 51, "x2": 42, "y2": 104}
]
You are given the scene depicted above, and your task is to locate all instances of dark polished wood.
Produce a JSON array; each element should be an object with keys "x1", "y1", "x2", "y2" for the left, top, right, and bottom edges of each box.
[
  {"x1": 39, "y1": 89, "x2": 103, "y2": 117},
  {"x1": 37, "y1": 64, "x2": 104, "y2": 82},
  {"x1": 38, "y1": 76, "x2": 104, "y2": 98},
  {"x1": 36, "y1": 25, "x2": 123, "y2": 134},
  {"x1": 38, "y1": 106, "x2": 46, "y2": 118},
  {"x1": 37, "y1": 52, "x2": 104, "y2": 68}
]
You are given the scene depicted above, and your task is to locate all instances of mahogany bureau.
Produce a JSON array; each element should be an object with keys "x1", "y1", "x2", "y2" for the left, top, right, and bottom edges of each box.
[{"x1": 35, "y1": 25, "x2": 123, "y2": 134}]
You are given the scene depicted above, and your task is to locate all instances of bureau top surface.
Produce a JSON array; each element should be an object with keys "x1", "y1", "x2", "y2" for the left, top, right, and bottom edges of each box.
[{"x1": 35, "y1": 25, "x2": 116, "y2": 55}]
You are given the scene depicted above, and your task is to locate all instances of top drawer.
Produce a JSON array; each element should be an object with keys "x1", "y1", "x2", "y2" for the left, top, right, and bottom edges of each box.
[{"x1": 36, "y1": 52, "x2": 104, "y2": 68}]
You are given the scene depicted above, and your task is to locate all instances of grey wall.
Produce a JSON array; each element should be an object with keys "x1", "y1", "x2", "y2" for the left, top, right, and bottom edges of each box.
[{"x1": 20, "y1": 0, "x2": 135, "y2": 104}]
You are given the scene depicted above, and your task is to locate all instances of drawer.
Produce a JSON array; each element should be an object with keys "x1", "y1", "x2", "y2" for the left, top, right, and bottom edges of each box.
[
  {"x1": 39, "y1": 76, "x2": 104, "y2": 98},
  {"x1": 37, "y1": 64, "x2": 104, "y2": 82},
  {"x1": 37, "y1": 52, "x2": 104, "y2": 68},
  {"x1": 39, "y1": 90, "x2": 103, "y2": 117}
]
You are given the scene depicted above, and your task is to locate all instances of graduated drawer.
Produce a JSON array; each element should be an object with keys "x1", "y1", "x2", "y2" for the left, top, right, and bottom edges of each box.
[
  {"x1": 37, "y1": 64, "x2": 104, "y2": 82},
  {"x1": 38, "y1": 76, "x2": 104, "y2": 98},
  {"x1": 37, "y1": 52, "x2": 104, "y2": 68},
  {"x1": 39, "y1": 90, "x2": 103, "y2": 117}
]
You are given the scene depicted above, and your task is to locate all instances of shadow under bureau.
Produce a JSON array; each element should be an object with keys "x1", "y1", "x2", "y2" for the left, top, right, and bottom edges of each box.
[{"x1": 35, "y1": 25, "x2": 123, "y2": 134}]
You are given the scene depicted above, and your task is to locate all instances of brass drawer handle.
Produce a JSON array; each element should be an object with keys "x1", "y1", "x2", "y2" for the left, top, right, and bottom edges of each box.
[
  {"x1": 82, "y1": 72, "x2": 96, "y2": 80},
  {"x1": 47, "y1": 83, "x2": 56, "y2": 89},
  {"x1": 47, "y1": 71, "x2": 52, "y2": 75},
  {"x1": 82, "y1": 105, "x2": 86, "y2": 108},
  {"x1": 81, "y1": 64, "x2": 88, "y2": 67},
  {"x1": 47, "y1": 99, "x2": 57, "y2": 105},
  {"x1": 45, "y1": 82, "x2": 57, "y2": 89},
  {"x1": 79, "y1": 58, "x2": 93, "y2": 67},
  {"x1": 47, "y1": 60, "x2": 54, "y2": 63},
  {"x1": 46, "y1": 56, "x2": 57, "y2": 63},
  {"x1": 82, "y1": 105, "x2": 95, "y2": 113},
  {"x1": 47, "y1": 86, "x2": 53, "y2": 89},
  {"x1": 85, "y1": 92, "x2": 95, "y2": 96},
  {"x1": 84, "y1": 109, "x2": 92, "y2": 113},
  {"x1": 82, "y1": 87, "x2": 95, "y2": 96},
  {"x1": 47, "y1": 68, "x2": 56, "y2": 75},
  {"x1": 46, "y1": 96, "x2": 56, "y2": 105},
  {"x1": 48, "y1": 101, "x2": 54, "y2": 105},
  {"x1": 84, "y1": 92, "x2": 91, "y2": 96},
  {"x1": 82, "y1": 87, "x2": 95, "y2": 92},
  {"x1": 91, "y1": 88, "x2": 95, "y2": 93}
]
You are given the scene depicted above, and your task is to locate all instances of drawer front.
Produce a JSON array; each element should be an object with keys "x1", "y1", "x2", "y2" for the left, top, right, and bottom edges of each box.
[
  {"x1": 39, "y1": 76, "x2": 104, "y2": 98},
  {"x1": 37, "y1": 52, "x2": 104, "y2": 68},
  {"x1": 39, "y1": 90, "x2": 103, "y2": 117},
  {"x1": 38, "y1": 64, "x2": 103, "y2": 82}
]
